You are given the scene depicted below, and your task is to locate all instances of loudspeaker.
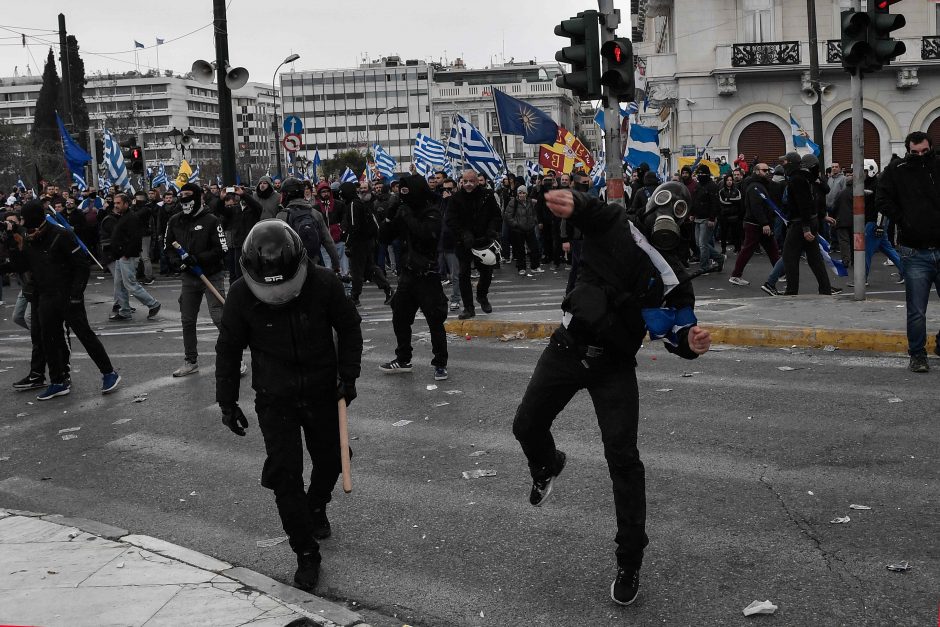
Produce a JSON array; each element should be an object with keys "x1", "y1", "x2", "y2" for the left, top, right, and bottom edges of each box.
[
  {"x1": 820, "y1": 84, "x2": 837, "y2": 103},
  {"x1": 181, "y1": 134, "x2": 194, "y2": 147},
  {"x1": 192, "y1": 60, "x2": 215, "y2": 85},
  {"x1": 800, "y1": 87, "x2": 819, "y2": 106},
  {"x1": 225, "y1": 66, "x2": 249, "y2": 90}
]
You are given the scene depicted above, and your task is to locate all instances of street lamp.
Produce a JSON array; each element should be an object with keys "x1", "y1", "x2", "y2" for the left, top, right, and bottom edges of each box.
[
  {"x1": 167, "y1": 127, "x2": 197, "y2": 161},
  {"x1": 272, "y1": 53, "x2": 300, "y2": 180}
]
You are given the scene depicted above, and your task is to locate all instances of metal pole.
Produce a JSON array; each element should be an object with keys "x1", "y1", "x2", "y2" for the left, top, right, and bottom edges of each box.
[
  {"x1": 272, "y1": 64, "x2": 285, "y2": 180},
  {"x1": 806, "y1": 0, "x2": 824, "y2": 158},
  {"x1": 598, "y1": 0, "x2": 625, "y2": 205},
  {"x1": 58, "y1": 14, "x2": 73, "y2": 126},
  {"x1": 140, "y1": 129, "x2": 149, "y2": 191},
  {"x1": 88, "y1": 127, "x2": 98, "y2": 187},
  {"x1": 850, "y1": 0, "x2": 866, "y2": 300},
  {"x1": 213, "y1": 0, "x2": 236, "y2": 185}
]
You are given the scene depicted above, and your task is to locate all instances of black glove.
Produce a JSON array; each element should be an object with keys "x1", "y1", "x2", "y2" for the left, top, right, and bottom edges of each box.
[
  {"x1": 874, "y1": 225, "x2": 885, "y2": 239},
  {"x1": 220, "y1": 403, "x2": 248, "y2": 436},
  {"x1": 336, "y1": 379, "x2": 357, "y2": 406}
]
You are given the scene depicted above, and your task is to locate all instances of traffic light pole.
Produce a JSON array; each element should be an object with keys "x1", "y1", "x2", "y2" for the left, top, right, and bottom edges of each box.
[
  {"x1": 140, "y1": 130, "x2": 149, "y2": 192},
  {"x1": 88, "y1": 128, "x2": 98, "y2": 190},
  {"x1": 851, "y1": 0, "x2": 866, "y2": 301},
  {"x1": 598, "y1": 0, "x2": 625, "y2": 205}
]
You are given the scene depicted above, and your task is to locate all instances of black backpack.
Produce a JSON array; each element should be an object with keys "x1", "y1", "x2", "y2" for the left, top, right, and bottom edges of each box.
[{"x1": 279, "y1": 206, "x2": 321, "y2": 258}]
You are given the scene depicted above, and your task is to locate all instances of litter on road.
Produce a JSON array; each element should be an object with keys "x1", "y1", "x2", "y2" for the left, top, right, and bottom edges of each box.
[
  {"x1": 60, "y1": 434, "x2": 78, "y2": 441},
  {"x1": 849, "y1": 504, "x2": 872, "y2": 510},
  {"x1": 392, "y1": 420, "x2": 413, "y2": 427},
  {"x1": 444, "y1": 390, "x2": 463, "y2": 395},
  {"x1": 777, "y1": 366, "x2": 803, "y2": 371},
  {"x1": 498, "y1": 330, "x2": 527, "y2": 342},
  {"x1": 886, "y1": 561, "x2": 911, "y2": 572},
  {"x1": 433, "y1": 402, "x2": 450, "y2": 407},
  {"x1": 655, "y1": 388, "x2": 673, "y2": 392},
  {"x1": 112, "y1": 418, "x2": 132, "y2": 425},
  {"x1": 887, "y1": 397, "x2": 902, "y2": 403},
  {"x1": 823, "y1": 345, "x2": 838, "y2": 352},
  {"x1": 426, "y1": 384, "x2": 438, "y2": 391},
  {"x1": 57, "y1": 427, "x2": 81, "y2": 434},
  {"x1": 134, "y1": 395, "x2": 148, "y2": 403},
  {"x1": 829, "y1": 516, "x2": 851, "y2": 524},
  {"x1": 468, "y1": 450, "x2": 488, "y2": 457},
  {"x1": 680, "y1": 372, "x2": 701, "y2": 378},
  {"x1": 743, "y1": 600, "x2": 778, "y2": 616},
  {"x1": 462, "y1": 469, "x2": 497, "y2": 479},
  {"x1": 256, "y1": 536, "x2": 289, "y2": 548}
]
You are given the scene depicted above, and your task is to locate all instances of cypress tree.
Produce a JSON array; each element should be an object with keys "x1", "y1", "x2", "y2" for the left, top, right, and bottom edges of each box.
[
  {"x1": 58, "y1": 34, "x2": 90, "y2": 149},
  {"x1": 31, "y1": 48, "x2": 60, "y2": 148}
]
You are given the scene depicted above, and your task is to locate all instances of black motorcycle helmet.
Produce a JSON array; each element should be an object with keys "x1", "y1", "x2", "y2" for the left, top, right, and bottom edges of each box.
[
  {"x1": 239, "y1": 219, "x2": 308, "y2": 306},
  {"x1": 280, "y1": 177, "x2": 305, "y2": 203}
]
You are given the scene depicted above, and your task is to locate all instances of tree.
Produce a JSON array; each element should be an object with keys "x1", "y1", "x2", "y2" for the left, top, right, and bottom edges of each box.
[
  {"x1": 58, "y1": 34, "x2": 90, "y2": 150},
  {"x1": 320, "y1": 149, "x2": 366, "y2": 180},
  {"x1": 32, "y1": 48, "x2": 60, "y2": 148}
]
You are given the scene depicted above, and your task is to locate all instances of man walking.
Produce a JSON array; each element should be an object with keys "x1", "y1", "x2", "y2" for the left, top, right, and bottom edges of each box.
[
  {"x1": 344, "y1": 179, "x2": 393, "y2": 306},
  {"x1": 108, "y1": 193, "x2": 161, "y2": 322},
  {"x1": 729, "y1": 163, "x2": 780, "y2": 286},
  {"x1": 876, "y1": 131, "x2": 940, "y2": 372}
]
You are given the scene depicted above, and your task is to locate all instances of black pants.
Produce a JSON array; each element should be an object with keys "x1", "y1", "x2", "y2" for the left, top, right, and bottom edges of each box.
[
  {"x1": 565, "y1": 240, "x2": 583, "y2": 295},
  {"x1": 179, "y1": 273, "x2": 225, "y2": 363},
  {"x1": 457, "y1": 252, "x2": 492, "y2": 311},
  {"x1": 718, "y1": 217, "x2": 743, "y2": 252},
  {"x1": 540, "y1": 221, "x2": 557, "y2": 265},
  {"x1": 782, "y1": 223, "x2": 832, "y2": 295},
  {"x1": 511, "y1": 229, "x2": 541, "y2": 271},
  {"x1": 39, "y1": 296, "x2": 113, "y2": 384},
  {"x1": 28, "y1": 297, "x2": 47, "y2": 376},
  {"x1": 513, "y1": 330, "x2": 648, "y2": 569},
  {"x1": 348, "y1": 240, "x2": 390, "y2": 299},
  {"x1": 391, "y1": 271, "x2": 448, "y2": 367},
  {"x1": 256, "y1": 396, "x2": 340, "y2": 556}
]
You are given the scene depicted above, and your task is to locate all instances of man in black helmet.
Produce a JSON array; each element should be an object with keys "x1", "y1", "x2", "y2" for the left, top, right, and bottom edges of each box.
[
  {"x1": 165, "y1": 182, "x2": 233, "y2": 377},
  {"x1": 215, "y1": 219, "x2": 363, "y2": 592}
]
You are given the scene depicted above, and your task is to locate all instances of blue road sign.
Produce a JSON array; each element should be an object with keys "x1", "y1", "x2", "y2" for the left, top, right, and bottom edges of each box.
[{"x1": 283, "y1": 115, "x2": 303, "y2": 135}]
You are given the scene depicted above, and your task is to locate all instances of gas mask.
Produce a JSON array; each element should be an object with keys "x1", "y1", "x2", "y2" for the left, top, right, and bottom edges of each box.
[{"x1": 640, "y1": 182, "x2": 690, "y2": 251}]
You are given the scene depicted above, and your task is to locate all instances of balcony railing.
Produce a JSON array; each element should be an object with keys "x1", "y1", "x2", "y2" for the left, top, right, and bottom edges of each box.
[
  {"x1": 827, "y1": 40, "x2": 842, "y2": 64},
  {"x1": 731, "y1": 41, "x2": 800, "y2": 67},
  {"x1": 923, "y1": 36, "x2": 940, "y2": 60}
]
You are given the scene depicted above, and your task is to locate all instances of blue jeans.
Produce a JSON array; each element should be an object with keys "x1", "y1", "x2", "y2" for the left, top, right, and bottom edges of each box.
[
  {"x1": 13, "y1": 290, "x2": 30, "y2": 329},
  {"x1": 864, "y1": 222, "x2": 903, "y2": 278},
  {"x1": 766, "y1": 257, "x2": 785, "y2": 287},
  {"x1": 898, "y1": 245, "x2": 940, "y2": 356},
  {"x1": 321, "y1": 242, "x2": 348, "y2": 275},
  {"x1": 112, "y1": 257, "x2": 159, "y2": 316},
  {"x1": 444, "y1": 252, "x2": 460, "y2": 303},
  {"x1": 694, "y1": 219, "x2": 722, "y2": 268}
]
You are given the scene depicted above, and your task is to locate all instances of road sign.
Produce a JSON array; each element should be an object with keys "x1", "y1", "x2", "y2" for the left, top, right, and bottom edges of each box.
[
  {"x1": 282, "y1": 133, "x2": 302, "y2": 153},
  {"x1": 283, "y1": 115, "x2": 303, "y2": 135}
]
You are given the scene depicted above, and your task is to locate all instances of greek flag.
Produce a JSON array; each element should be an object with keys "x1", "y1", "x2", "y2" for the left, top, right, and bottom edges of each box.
[
  {"x1": 414, "y1": 157, "x2": 432, "y2": 178},
  {"x1": 817, "y1": 234, "x2": 848, "y2": 277},
  {"x1": 525, "y1": 160, "x2": 540, "y2": 179},
  {"x1": 414, "y1": 133, "x2": 447, "y2": 168},
  {"x1": 215, "y1": 175, "x2": 222, "y2": 186},
  {"x1": 98, "y1": 174, "x2": 109, "y2": 191},
  {"x1": 372, "y1": 144, "x2": 397, "y2": 179},
  {"x1": 446, "y1": 114, "x2": 504, "y2": 181},
  {"x1": 625, "y1": 124, "x2": 661, "y2": 172},
  {"x1": 189, "y1": 163, "x2": 201, "y2": 184},
  {"x1": 790, "y1": 110, "x2": 821, "y2": 157},
  {"x1": 16, "y1": 178, "x2": 27, "y2": 191},
  {"x1": 590, "y1": 150, "x2": 606, "y2": 189},
  {"x1": 340, "y1": 167, "x2": 358, "y2": 184},
  {"x1": 102, "y1": 129, "x2": 131, "y2": 190},
  {"x1": 72, "y1": 172, "x2": 88, "y2": 191},
  {"x1": 151, "y1": 163, "x2": 168, "y2": 188}
]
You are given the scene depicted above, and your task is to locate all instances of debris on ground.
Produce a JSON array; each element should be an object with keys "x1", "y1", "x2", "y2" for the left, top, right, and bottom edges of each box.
[
  {"x1": 886, "y1": 561, "x2": 911, "y2": 572},
  {"x1": 680, "y1": 372, "x2": 701, "y2": 378},
  {"x1": 133, "y1": 394, "x2": 148, "y2": 403},
  {"x1": 16, "y1": 413, "x2": 28, "y2": 417},
  {"x1": 256, "y1": 536, "x2": 289, "y2": 548},
  {"x1": 468, "y1": 450, "x2": 488, "y2": 457},
  {"x1": 887, "y1": 397, "x2": 902, "y2": 403},
  {"x1": 61, "y1": 434, "x2": 78, "y2": 441},
  {"x1": 777, "y1": 366, "x2": 803, "y2": 371},
  {"x1": 426, "y1": 384, "x2": 438, "y2": 391},
  {"x1": 655, "y1": 388, "x2": 673, "y2": 392},
  {"x1": 57, "y1": 427, "x2": 81, "y2": 434},
  {"x1": 849, "y1": 504, "x2": 871, "y2": 510},
  {"x1": 392, "y1": 420, "x2": 412, "y2": 427},
  {"x1": 461, "y1": 469, "x2": 497, "y2": 479},
  {"x1": 112, "y1": 418, "x2": 132, "y2": 425},
  {"x1": 444, "y1": 390, "x2": 463, "y2": 395},
  {"x1": 743, "y1": 600, "x2": 778, "y2": 616},
  {"x1": 829, "y1": 515, "x2": 851, "y2": 524},
  {"x1": 498, "y1": 330, "x2": 527, "y2": 342},
  {"x1": 823, "y1": 345, "x2": 838, "y2": 352},
  {"x1": 433, "y1": 402, "x2": 450, "y2": 408}
]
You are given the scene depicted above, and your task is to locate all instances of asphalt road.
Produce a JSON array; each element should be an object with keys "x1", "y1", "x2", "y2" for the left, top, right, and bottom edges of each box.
[{"x1": 0, "y1": 267, "x2": 936, "y2": 626}]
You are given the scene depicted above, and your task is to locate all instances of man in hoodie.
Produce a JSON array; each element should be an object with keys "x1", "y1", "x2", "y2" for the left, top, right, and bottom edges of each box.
[
  {"x1": 729, "y1": 163, "x2": 780, "y2": 286},
  {"x1": 220, "y1": 187, "x2": 263, "y2": 280},
  {"x1": 276, "y1": 178, "x2": 340, "y2": 272},
  {"x1": 314, "y1": 181, "x2": 348, "y2": 276},
  {"x1": 690, "y1": 165, "x2": 724, "y2": 271},
  {"x1": 344, "y1": 179, "x2": 393, "y2": 306},
  {"x1": 446, "y1": 169, "x2": 502, "y2": 320},
  {"x1": 254, "y1": 176, "x2": 280, "y2": 220},
  {"x1": 165, "y1": 183, "x2": 234, "y2": 377},
  {"x1": 630, "y1": 171, "x2": 659, "y2": 217},
  {"x1": 378, "y1": 175, "x2": 449, "y2": 381}
]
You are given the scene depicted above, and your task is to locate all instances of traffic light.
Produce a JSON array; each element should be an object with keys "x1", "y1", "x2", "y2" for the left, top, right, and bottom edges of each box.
[
  {"x1": 868, "y1": 0, "x2": 905, "y2": 71},
  {"x1": 128, "y1": 146, "x2": 144, "y2": 174},
  {"x1": 841, "y1": 10, "x2": 871, "y2": 74},
  {"x1": 600, "y1": 38, "x2": 635, "y2": 102},
  {"x1": 554, "y1": 10, "x2": 601, "y2": 99}
]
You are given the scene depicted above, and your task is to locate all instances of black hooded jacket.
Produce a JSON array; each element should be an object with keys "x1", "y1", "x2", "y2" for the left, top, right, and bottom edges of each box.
[
  {"x1": 446, "y1": 184, "x2": 502, "y2": 252},
  {"x1": 164, "y1": 206, "x2": 228, "y2": 276},
  {"x1": 0, "y1": 224, "x2": 89, "y2": 301},
  {"x1": 379, "y1": 175, "x2": 441, "y2": 274},
  {"x1": 876, "y1": 152, "x2": 940, "y2": 248}
]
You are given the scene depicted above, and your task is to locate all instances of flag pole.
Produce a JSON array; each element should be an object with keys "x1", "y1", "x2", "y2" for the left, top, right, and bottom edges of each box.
[
  {"x1": 155, "y1": 39, "x2": 160, "y2": 75},
  {"x1": 489, "y1": 87, "x2": 512, "y2": 180}
]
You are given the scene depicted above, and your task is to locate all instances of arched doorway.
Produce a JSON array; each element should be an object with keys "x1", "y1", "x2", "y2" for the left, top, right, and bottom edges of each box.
[
  {"x1": 831, "y1": 118, "x2": 880, "y2": 170},
  {"x1": 926, "y1": 115, "x2": 940, "y2": 149},
  {"x1": 736, "y1": 121, "x2": 786, "y2": 165}
]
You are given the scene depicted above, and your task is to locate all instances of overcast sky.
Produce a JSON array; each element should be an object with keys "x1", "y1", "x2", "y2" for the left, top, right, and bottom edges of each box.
[{"x1": 1, "y1": 1, "x2": 623, "y2": 82}]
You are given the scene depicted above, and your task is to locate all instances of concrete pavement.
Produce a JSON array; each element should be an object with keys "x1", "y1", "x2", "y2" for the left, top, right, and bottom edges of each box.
[{"x1": 0, "y1": 508, "x2": 367, "y2": 627}]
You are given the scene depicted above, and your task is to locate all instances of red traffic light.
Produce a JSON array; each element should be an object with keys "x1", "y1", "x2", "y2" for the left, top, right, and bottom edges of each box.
[
  {"x1": 131, "y1": 148, "x2": 141, "y2": 159},
  {"x1": 876, "y1": 0, "x2": 902, "y2": 9},
  {"x1": 600, "y1": 39, "x2": 632, "y2": 66}
]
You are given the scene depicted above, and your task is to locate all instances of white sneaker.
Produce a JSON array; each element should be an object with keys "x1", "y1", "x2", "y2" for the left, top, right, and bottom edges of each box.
[
  {"x1": 532, "y1": 267, "x2": 545, "y2": 274},
  {"x1": 172, "y1": 361, "x2": 198, "y2": 377},
  {"x1": 518, "y1": 269, "x2": 527, "y2": 276},
  {"x1": 728, "y1": 276, "x2": 750, "y2": 286},
  {"x1": 884, "y1": 259, "x2": 894, "y2": 266}
]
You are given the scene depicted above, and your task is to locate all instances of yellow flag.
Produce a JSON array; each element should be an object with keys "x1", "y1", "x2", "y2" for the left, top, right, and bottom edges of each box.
[
  {"x1": 175, "y1": 160, "x2": 193, "y2": 188},
  {"x1": 677, "y1": 157, "x2": 720, "y2": 178}
]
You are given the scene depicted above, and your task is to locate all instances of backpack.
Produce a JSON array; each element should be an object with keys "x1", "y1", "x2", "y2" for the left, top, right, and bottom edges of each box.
[{"x1": 279, "y1": 206, "x2": 321, "y2": 258}]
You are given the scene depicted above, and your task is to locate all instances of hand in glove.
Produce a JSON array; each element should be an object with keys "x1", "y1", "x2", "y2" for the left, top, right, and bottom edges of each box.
[
  {"x1": 336, "y1": 379, "x2": 357, "y2": 406},
  {"x1": 220, "y1": 403, "x2": 248, "y2": 436}
]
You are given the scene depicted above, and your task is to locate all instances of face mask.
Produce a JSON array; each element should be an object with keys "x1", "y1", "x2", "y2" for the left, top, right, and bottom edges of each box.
[
  {"x1": 908, "y1": 149, "x2": 933, "y2": 163},
  {"x1": 180, "y1": 197, "x2": 196, "y2": 215},
  {"x1": 641, "y1": 184, "x2": 690, "y2": 251}
]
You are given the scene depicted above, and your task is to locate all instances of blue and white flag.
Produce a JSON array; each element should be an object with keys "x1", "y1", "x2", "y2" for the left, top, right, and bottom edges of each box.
[
  {"x1": 414, "y1": 133, "x2": 447, "y2": 168},
  {"x1": 215, "y1": 174, "x2": 222, "y2": 186},
  {"x1": 372, "y1": 144, "x2": 397, "y2": 180},
  {"x1": 312, "y1": 149, "x2": 321, "y2": 178},
  {"x1": 593, "y1": 105, "x2": 633, "y2": 133},
  {"x1": 414, "y1": 158, "x2": 431, "y2": 178},
  {"x1": 790, "y1": 110, "x2": 821, "y2": 157},
  {"x1": 189, "y1": 163, "x2": 201, "y2": 184},
  {"x1": 590, "y1": 149, "x2": 606, "y2": 189},
  {"x1": 625, "y1": 124, "x2": 661, "y2": 172},
  {"x1": 71, "y1": 172, "x2": 87, "y2": 191},
  {"x1": 102, "y1": 128, "x2": 131, "y2": 190},
  {"x1": 340, "y1": 167, "x2": 358, "y2": 184},
  {"x1": 446, "y1": 114, "x2": 505, "y2": 181},
  {"x1": 817, "y1": 234, "x2": 849, "y2": 277},
  {"x1": 16, "y1": 178, "x2": 27, "y2": 191},
  {"x1": 525, "y1": 159, "x2": 540, "y2": 179},
  {"x1": 151, "y1": 163, "x2": 168, "y2": 188},
  {"x1": 55, "y1": 112, "x2": 91, "y2": 178}
]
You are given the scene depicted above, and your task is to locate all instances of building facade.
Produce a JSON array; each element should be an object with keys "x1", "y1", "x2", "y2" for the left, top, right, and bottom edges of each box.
[{"x1": 636, "y1": 0, "x2": 940, "y2": 172}]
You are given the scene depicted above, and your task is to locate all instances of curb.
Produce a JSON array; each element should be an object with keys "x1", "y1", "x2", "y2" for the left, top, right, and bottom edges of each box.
[
  {"x1": 445, "y1": 319, "x2": 936, "y2": 354},
  {"x1": 1, "y1": 509, "x2": 367, "y2": 627}
]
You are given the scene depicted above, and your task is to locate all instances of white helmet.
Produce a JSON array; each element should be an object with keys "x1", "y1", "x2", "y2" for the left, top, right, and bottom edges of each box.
[
  {"x1": 863, "y1": 159, "x2": 879, "y2": 178},
  {"x1": 471, "y1": 240, "x2": 502, "y2": 266}
]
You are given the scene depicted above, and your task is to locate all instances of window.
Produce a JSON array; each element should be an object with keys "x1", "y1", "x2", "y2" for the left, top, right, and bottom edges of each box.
[{"x1": 742, "y1": 0, "x2": 773, "y2": 43}]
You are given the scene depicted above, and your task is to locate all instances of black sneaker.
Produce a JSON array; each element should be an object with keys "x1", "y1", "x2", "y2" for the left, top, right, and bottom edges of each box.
[
  {"x1": 311, "y1": 507, "x2": 331, "y2": 540},
  {"x1": 610, "y1": 567, "x2": 640, "y2": 606},
  {"x1": 293, "y1": 550, "x2": 321, "y2": 591},
  {"x1": 384, "y1": 288, "x2": 395, "y2": 306},
  {"x1": 478, "y1": 295, "x2": 492, "y2": 314},
  {"x1": 458, "y1": 308, "x2": 476, "y2": 320},
  {"x1": 380, "y1": 359, "x2": 413, "y2": 374},
  {"x1": 112, "y1": 303, "x2": 120, "y2": 313},
  {"x1": 829, "y1": 287, "x2": 844, "y2": 295},
  {"x1": 13, "y1": 372, "x2": 46, "y2": 390},
  {"x1": 760, "y1": 282, "x2": 779, "y2": 296},
  {"x1": 147, "y1": 303, "x2": 161, "y2": 319},
  {"x1": 529, "y1": 450, "x2": 566, "y2": 507},
  {"x1": 142, "y1": 277, "x2": 155, "y2": 285},
  {"x1": 109, "y1": 313, "x2": 132, "y2": 322},
  {"x1": 909, "y1": 354, "x2": 929, "y2": 373}
]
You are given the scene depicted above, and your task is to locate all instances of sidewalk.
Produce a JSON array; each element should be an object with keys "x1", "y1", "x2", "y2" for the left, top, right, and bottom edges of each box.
[
  {"x1": 445, "y1": 295, "x2": 940, "y2": 354},
  {"x1": 0, "y1": 508, "x2": 368, "y2": 627}
]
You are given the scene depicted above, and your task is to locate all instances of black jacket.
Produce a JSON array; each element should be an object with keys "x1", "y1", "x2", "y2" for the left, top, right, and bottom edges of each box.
[
  {"x1": 834, "y1": 182, "x2": 854, "y2": 229},
  {"x1": 215, "y1": 260, "x2": 362, "y2": 405},
  {"x1": 164, "y1": 208, "x2": 228, "y2": 276},
  {"x1": 785, "y1": 169, "x2": 816, "y2": 230},
  {"x1": 562, "y1": 191, "x2": 698, "y2": 360},
  {"x1": 503, "y1": 198, "x2": 538, "y2": 232},
  {"x1": 690, "y1": 176, "x2": 719, "y2": 220},
  {"x1": 446, "y1": 186, "x2": 501, "y2": 252},
  {"x1": 343, "y1": 196, "x2": 380, "y2": 246},
  {"x1": 875, "y1": 154, "x2": 940, "y2": 248},
  {"x1": 132, "y1": 201, "x2": 154, "y2": 236},
  {"x1": 0, "y1": 224, "x2": 89, "y2": 301},
  {"x1": 741, "y1": 177, "x2": 774, "y2": 227},
  {"x1": 380, "y1": 176, "x2": 441, "y2": 274},
  {"x1": 220, "y1": 194, "x2": 262, "y2": 248},
  {"x1": 110, "y1": 210, "x2": 144, "y2": 258}
]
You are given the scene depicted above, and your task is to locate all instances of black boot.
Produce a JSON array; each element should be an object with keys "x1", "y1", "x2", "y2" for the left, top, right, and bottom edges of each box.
[
  {"x1": 458, "y1": 307, "x2": 476, "y2": 320},
  {"x1": 311, "y1": 507, "x2": 331, "y2": 540},
  {"x1": 384, "y1": 287, "x2": 394, "y2": 306},
  {"x1": 477, "y1": 295, "x2": 492, "y2": 314},
  {"x1": 293, "y1": 550, "x2": 321, "y2": 591}
]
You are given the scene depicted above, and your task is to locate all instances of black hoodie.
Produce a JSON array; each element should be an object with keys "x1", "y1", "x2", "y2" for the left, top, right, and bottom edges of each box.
[{"x1": 379, "y1": 175, "x2": 440, "y2": 274}]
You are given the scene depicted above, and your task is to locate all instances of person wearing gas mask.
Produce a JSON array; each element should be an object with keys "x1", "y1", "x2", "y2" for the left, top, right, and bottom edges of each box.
[
  {"x1": 876, "y1": 131, "x2": 940, "y2": 373},
  {"x1": 215, "y1": 219, "x2": 362, "y2": 593},
  {"x1": 512, "y1": 181, "x2": 711, "y2": 608},
  {"x1": 780, "y1": 152, "x2": 839, "y2": 296},
  {"x1": 165, "y1": 182, "x2": 231, "y2": 377},
  {"x1": 446, "y1": 169, "x2": 502, "y2": 320}
]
